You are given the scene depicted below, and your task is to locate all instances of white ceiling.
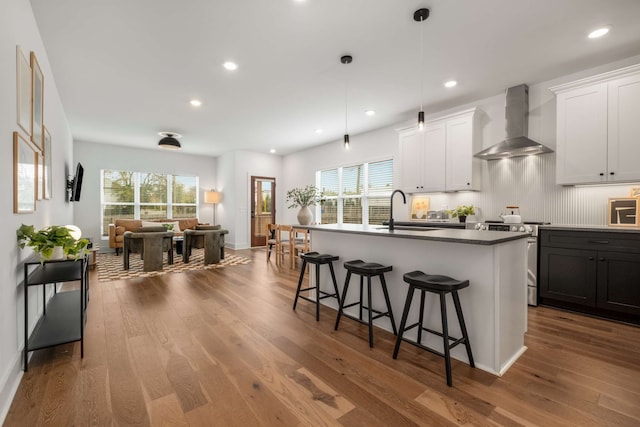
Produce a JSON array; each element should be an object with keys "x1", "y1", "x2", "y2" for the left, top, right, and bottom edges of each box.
[{"x1": 30, "y1": 0, "x2": 640, "y2": 157}]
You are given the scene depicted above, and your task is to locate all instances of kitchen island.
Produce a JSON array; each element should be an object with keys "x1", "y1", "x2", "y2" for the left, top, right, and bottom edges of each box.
[{"x1": 303, "y1": 223, "x2": 529, "y2": 376}]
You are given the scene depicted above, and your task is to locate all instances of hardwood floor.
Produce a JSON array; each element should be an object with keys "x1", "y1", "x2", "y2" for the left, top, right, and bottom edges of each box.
[{"x1": 5, "y1": 248, "x2": 640, "y2": 426}]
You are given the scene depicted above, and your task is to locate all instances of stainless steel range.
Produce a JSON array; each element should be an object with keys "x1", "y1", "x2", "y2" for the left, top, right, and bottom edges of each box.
[{"x1": 467, "y1": 220, "x2": 548, "y2": 306}]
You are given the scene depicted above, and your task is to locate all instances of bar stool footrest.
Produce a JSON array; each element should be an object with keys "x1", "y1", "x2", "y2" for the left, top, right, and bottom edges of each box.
[
  {"x1": 400, "y1": 337, "x2": 446, "y2": 359},
  {"x1": 419, "y1": 326, "x2": 467, "y2": 349}
]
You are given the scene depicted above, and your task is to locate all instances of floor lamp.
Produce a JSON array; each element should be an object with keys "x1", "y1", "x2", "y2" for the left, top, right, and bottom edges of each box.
[{"x1": 204, "y1": 190, "x2": 222, "y2": 225}]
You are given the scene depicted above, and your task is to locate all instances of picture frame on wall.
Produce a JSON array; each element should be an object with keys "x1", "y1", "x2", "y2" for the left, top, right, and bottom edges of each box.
[
  {"x1": 43, "y1": 127, "x2": 52, "y2": 199},
  {"x1": 16, "y1": 46, "x2": 31, "y2": 137},
  {"x1": 30, "y1": 51, "x2": 44, "y2": 151},
  {"x1": 409, "y1": 195, "x2": 430, "y2": 221},
  {"x1": 607, "y1": 198, "x2": 640, "y2": 227},
  {"x1": 37, "y1": 151, "x2": 44, "y2": 201},
  {"x1": 14, "y1": 132, "x2": 37, "y2": 214}
]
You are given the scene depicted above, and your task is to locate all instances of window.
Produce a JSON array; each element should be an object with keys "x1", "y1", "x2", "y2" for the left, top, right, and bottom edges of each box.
[
  {"x1": 318, "y1": 159, "x2": 392, "y2": 225},
  {"x1": 101, "y1": 169, "x2": 198, "y2": 236}
]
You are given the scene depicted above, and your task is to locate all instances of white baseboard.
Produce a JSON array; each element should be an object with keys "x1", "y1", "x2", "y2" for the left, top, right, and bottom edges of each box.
[{"x1": 0, "y1": 352, "x2": 24, "y2": 424}]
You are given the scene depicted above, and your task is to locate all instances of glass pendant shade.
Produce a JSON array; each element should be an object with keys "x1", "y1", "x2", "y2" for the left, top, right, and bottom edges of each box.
[
  {"x1": 418, "y1": 111, "x2": 425, "y2": 130},
  {"x1": 344, "y1": 134, "x2": 350, "y2": 149}
]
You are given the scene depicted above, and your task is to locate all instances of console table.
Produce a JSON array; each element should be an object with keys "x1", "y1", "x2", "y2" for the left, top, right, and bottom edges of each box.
[{"x1": 23, "y1": 256, "x2": 88, "y2": 371}]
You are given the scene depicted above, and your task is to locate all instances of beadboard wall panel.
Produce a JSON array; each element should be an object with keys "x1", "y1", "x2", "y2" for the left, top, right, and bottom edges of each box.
[{"x1": 426, "y1": 153, "x2": 637, "y2": 224}]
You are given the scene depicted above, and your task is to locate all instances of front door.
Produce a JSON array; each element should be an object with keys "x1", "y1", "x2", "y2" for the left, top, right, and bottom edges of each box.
[{"x1": 251, "y1": 176, "x2": 275, "y2": 247}]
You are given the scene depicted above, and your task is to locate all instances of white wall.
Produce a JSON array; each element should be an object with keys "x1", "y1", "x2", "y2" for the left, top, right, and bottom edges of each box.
[
  {"x1": 282, "y1": 53, "x2": 640, "y2": 226},
  {"x1": 73, "y1": 140, "x2": 217, "y2": 244},
  {"x1": 217, "y1": 151, "x2": 282, "y2": 249},
  {"x1": 0, "y1": 0, "x2": 75, "y2": 421}
]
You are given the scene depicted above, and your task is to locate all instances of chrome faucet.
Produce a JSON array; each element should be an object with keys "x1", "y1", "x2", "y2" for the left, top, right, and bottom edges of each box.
[{"x1": 388, "y1": 189, "x2": 406, "y2": 231}]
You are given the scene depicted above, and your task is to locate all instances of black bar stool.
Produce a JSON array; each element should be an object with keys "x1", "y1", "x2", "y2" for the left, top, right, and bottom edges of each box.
[
  {"x1": 293, "y1": 252, "x2": 341, "y2": 321},
  {"x1": 392, "y1": 271, "x2": 475, "y2": 387},
  {"x1": 334, "y1": 260, "x2": 397, "y2": 347}
]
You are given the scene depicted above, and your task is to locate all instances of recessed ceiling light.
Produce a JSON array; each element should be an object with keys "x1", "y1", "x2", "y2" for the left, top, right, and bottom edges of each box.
[
  {"x1": 314, "y1": 129, "x2": 323, "y2": 134},
  {"x1": 444, "y1": 80, "x2": 457, "y2": 88},
  {"x1": 365, "y1": 110, "x2": 376, "y2": 116},
  {"x1": 190, "y1": 99, "x2": 202, "y2": 107},
  {"x1": 270, "y1": 148, "x2": 276, "y2": 154},
  {"x1": 588, "y1": 26, "x2": 610, "y2": 39},
  {"x1": 223, "y1": 61, "x2": 238, "y2": 71}
]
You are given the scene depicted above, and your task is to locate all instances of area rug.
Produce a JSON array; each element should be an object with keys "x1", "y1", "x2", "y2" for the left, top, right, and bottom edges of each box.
[{"x1": 96, "y1": 250, "x2": 251, "y2": 281}]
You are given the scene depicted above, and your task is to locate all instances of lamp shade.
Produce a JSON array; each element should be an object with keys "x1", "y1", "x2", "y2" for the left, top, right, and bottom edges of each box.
[
  {"x1": 204, "y1": 191, "x2": 222, "y2": 204},
  {"x1": 65, "y1": 225, "x2": 82, "y2": 240}
]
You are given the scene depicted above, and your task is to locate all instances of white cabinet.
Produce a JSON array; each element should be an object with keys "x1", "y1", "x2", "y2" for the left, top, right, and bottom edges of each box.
[
  {"x1": 399, "y1": 127, "x2": 426, "y2": 193},
  {"x1": 608, "y1": 72, "x2": 640, "y2": 182},
  {"x1": 398, "y1": 108, "x2": 480, "y2": 193},
  {"x1": 446, "y1": 113, "x2": 478, "y2": 191},
  {"x1": 551, "y1": 64, "x2": 640, "y2": 185}
]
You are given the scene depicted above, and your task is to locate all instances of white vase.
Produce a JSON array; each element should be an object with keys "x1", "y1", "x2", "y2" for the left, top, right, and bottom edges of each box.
[{"x1": 297, "y1": 206, "x2": 313, "y2": 225}]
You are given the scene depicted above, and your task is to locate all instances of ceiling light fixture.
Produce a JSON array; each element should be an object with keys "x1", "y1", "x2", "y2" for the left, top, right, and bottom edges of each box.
[
  {"x1": 444, "y1": 80, "x2": 457, "y2": 88},
  {"x1": 223, "y1": 61, "x2": 238, "y2": 71},
  {"x1": 414, "y1": 8, "x2": 430, "y2": 131},
  {"x1": 341, "y1": 54, "x2": 353, "y2": 149},
  {"x1": 588, "y1": 26, "x2": 610, "y2": 39},
  {"x1": 269, "y1": 148, "x2": 276, "y2": 153},
  {"x1": 190, "y1": 99, "x2": 202, "y2": 107},
  {"x1": 157, "y1": 131, "x2": 182, "y2": 150},
  {"x1": 365, "y1": 109, "x2": 376, "y2": 116},
  {"x1": 315, "y1": 128, "x2": 323, "y2": 134}
]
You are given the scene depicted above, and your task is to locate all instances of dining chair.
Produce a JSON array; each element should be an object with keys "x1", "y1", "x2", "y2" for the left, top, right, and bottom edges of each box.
[
  {"x1": 276, "y1": 225, "x2": 293, "y2": 266},
  {"x1": 291, "y1": 227, "x2": 310, "y2": 268},
  {"x1": 266, "y1": 223, "x2": 278, "y2": 262}
]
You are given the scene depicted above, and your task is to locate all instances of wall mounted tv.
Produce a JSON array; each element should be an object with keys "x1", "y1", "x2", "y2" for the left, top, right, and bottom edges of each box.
[{"x1": 68, "y1": 162, "x2": 84, "y2": 202}]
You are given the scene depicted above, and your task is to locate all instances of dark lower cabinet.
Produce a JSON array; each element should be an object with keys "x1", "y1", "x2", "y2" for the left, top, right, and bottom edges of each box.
[
  {"x1": 538, "y1": 228, "x2": 640, "y2": 324},
  {"x1": 539, "y1": 247, "x2": 597, "y2": 306},
  {"x1": 596, "y1": 251, "x2": 640, "y2": 315}
]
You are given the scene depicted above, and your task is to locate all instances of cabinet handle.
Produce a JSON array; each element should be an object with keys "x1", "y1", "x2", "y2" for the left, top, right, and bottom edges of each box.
[
  {"x1": 466, "y1": 182, "x2": 470, "y2": 186},
  {"x1": 599, "y1": 173, "x2": 604, "y2": 176},
  {"x1": 588, "y1": 257, "x2": 594, "y2": 261},
  {"x1": 599, "y1": 257, "x2": 605, "y2": 262},
  {"x1": 589, "y1": 240, "x2": 609, "y2": 244},
  {"x1": 610, "y1": 172, "x2": 615, "y2": 176}
]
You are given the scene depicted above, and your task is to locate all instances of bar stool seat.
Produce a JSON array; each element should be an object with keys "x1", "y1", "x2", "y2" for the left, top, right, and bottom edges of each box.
[
  {"x1": 393, "y1": 270, "x2": 474, "y2": 387},
  {"x1": 334, "y1": 260, "x2": 397, "y2": 348},
  {"x1": 293, "y1": 252, "x2": 341, "y2": 321}
]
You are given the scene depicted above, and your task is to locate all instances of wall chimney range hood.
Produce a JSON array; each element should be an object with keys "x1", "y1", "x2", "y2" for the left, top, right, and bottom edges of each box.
[{"x1": 475, "y1": 84, "x2": 553, "y2": 160}]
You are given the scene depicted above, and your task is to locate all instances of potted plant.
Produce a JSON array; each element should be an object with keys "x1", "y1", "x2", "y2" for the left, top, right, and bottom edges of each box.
[
  {"x1": 286, "y1": 185, "x2": 324, "y2": 225},
  {"x1": 17, "y1": 224, "x2": 90, "y2": 261},
  {"x1": 447, "y1": 205, "x2": 475, "y2": 223}
]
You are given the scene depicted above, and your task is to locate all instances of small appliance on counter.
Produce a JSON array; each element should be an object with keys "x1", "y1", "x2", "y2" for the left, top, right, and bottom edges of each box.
[{"x1": 426, "y1": 210, "x2": 450, "y2": 222}]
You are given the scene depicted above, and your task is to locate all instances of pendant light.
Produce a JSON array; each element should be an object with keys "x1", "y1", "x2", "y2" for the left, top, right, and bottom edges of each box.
[
  {"x1": 157, "y1": 131, "x2": 182, "y2": 150},
  {"x1": 341, "y1": 54, "x2": 352, "y2": 149},
  {"x1": 414, "y1": 8, "x2": 430, "y2": 131}
]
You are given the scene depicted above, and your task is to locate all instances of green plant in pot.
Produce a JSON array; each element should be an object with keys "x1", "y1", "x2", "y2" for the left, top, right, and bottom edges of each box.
[
  {"x1": 447, "y1": 205, "x2": 475, "y2": 223},
  {"x1": 286, "y1": 185, "x2": 324, "y2": 225},
  {"x1": 17, "y1": 224, "x2": 90, "y2": 261}
]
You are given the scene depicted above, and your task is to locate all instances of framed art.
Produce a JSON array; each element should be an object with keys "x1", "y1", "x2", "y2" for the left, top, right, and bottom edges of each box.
[
  {"x1": 629, "y1": 187, "x2": 640, "y2": 198},
  {"x1": 409, "y1": 195, "x2": 430, "y2": 221},
  {"x1": 607, "y1": 198, "x2": 639, "y2": 227},
  {"x1": 43, "y1": 127, "x2": 52, "y2": 199},
  {"x1": 14, "y1": 132, "x2": 37, "y2": 213},
  {"x1": 16, "y1": 46, "x2": 31, "y2": 137},
  {"x1": 30, "y1": 51, "x2": 44, "y2": 150},
  {"x1": 37, "y1": 151, "x2": 43, "y2": 200}
]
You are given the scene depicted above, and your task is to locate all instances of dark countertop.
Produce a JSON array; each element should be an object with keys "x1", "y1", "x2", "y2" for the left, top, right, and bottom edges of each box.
[
  {"x1": 302, "y1": 223, "x2": 529, "y2": 245},
  {"x1": 539, "y1": 224, "x2": 640, "y2": 234},
  {"x1": 381, "y1": 221, "x2": 466, "y2": 229}
]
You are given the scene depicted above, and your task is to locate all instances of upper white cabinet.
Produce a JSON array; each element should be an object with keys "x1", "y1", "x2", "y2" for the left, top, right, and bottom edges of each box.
[
  {"x1": 398, "y1": 108, "x2": 480, "y2": 193},
  {"x1": 551, "y1": 64, "x2": 640, "y2": 185}
]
